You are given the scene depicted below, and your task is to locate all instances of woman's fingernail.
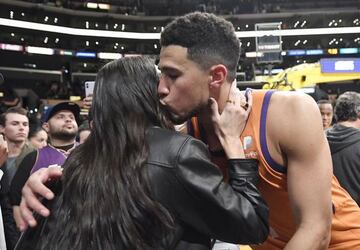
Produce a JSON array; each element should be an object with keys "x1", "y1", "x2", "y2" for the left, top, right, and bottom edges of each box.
[
  {"x1": 28, "y1": 219, "x2": 36, "y2": 226},
  {"x1": 40, "y1": 209, "x2": 49, "y2": 216}
]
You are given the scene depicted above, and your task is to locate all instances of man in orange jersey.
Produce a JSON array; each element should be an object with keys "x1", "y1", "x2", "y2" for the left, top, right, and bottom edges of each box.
[{"x1": 18, "y1": 12, "x2": 360, "y2": 249}]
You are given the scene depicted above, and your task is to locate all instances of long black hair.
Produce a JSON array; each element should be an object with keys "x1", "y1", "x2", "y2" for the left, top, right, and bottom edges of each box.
[{"x1": 37, "y1": 57, "x2": 174, "y2": 249}]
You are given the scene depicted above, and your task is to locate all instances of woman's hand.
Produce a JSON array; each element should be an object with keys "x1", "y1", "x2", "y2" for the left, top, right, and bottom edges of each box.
[{"x1": 209, "y1": 81, "x2": 253, "y2": 158}]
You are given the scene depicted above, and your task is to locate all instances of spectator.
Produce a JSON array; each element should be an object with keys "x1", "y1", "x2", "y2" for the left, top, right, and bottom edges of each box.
[
  {"x1": 326, "y1": 91, "x2": 360, "y2": 206},
  {"x1": 10, "y1": 102, "x2": 79, "y2": 231},
  {"x1": 28, "y1": 125, "x2": 48, "y2": 149},
  {"x1": 317, "y1": 99, "x2": 334, "y2": 130},
  {"x1": 0, "y1": 134, "x2": 8, "y2": 250},
  {"x1": 0, "y1": 107, "x2": 31, "y2": 249},
  {"x1": 77, "y1": 121, "x2": 90, "y2": 144}
]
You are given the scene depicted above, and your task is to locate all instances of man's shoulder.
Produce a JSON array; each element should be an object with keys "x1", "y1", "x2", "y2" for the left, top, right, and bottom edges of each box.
[
  {"x1": 265, "y1": 91, "x2": 322, "y2": 146},
  {"x1": 266, "y1": 91, "x2": 317, "y2": 119}
]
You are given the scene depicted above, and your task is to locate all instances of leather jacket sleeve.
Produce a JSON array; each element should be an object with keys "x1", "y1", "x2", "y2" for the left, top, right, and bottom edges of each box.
[{"x1": 164, "y1": 137, "x2": 269, "y2": 245}]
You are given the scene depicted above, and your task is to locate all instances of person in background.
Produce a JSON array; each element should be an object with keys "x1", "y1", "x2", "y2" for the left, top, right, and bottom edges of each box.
[
  {"x1": 0, "y1": 107, "x2": 30, "y2": 249},
  {"x1": 28, "y1": 125, "x2": 48, "y2": 149},
  {"x1": 0, "y1": 134, "x2": 8, "y2": 250},
  {"x1": 326, "y1": 91, "x2": 360, "y2": 206},
  {"x1": 0, "y1": 84, "x2": 21, "y2": 114},
  {"x1": 9, "y1": 102, "x2": 79, "y2": 231},
  {"x1": 82, "y1": 95, "x2": 92, "y2": 110},
  {"x1": 317, "y1": 99, "x2": 334, "y2": 130},
  {"x1": 77, "y1": 121, "x2": 91, "y2": 144},
  {"x1": 16, "y1": 56, "x2": 269, "y2": 249}
]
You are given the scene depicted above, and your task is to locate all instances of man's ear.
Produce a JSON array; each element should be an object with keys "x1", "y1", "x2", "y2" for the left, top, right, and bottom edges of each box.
[
  {"x1": 0, "y1": 125, "x2": 4, "y2": 134},
  {"x1": 42, "y1": 122, "x2": 50, "y2": 133},
  {"x1": 209, "y1": 64, "x2": 227, "y2": 89}
]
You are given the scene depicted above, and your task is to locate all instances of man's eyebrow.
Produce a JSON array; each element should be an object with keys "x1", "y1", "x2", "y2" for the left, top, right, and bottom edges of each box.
[{"x1": 158, "y1": 66, "x2": 180, "y2": 72}]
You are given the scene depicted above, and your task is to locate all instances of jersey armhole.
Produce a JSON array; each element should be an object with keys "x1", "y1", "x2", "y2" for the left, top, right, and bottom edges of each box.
[{"x1": 260, "y1": 91, "x2": 287, "y2": 174}]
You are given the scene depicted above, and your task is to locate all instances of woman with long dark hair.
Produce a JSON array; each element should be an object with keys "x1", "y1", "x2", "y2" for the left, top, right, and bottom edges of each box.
[{"x1": 16, "y1": 56, "x2": 268, "y2": 249}]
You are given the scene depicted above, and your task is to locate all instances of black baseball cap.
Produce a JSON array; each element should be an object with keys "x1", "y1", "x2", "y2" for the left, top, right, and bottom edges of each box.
[{"x1": 43, "y1": 102, "x2": 80, "y2": 122}]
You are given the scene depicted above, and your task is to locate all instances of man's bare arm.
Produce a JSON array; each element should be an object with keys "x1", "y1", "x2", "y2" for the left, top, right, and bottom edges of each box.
[{"x1": 271, "y1": 92, "x2": 332, "y2": 250}]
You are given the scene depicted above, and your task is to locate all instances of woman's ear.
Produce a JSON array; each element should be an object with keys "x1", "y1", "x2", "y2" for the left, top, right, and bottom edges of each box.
[
  {"x1": 209, "y1": 64, "x2": 227, "y2": 89},
  {"x1": 42, "y1": 122, "x2": 50, "y2": 133}
]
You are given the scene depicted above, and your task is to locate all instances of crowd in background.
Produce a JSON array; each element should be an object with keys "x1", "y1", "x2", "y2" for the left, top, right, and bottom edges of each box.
[
  {"x1": 0, "y1": 9, "x2": 359, "y2": 250},
  {"x1": 0, "y1": 93, "x2": 90, "y2": 249}
]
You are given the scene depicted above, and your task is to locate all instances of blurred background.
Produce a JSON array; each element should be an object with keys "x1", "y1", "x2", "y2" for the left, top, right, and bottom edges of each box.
[{"x1": 0, "y1": 0, "x2": 359, "y2": 116}]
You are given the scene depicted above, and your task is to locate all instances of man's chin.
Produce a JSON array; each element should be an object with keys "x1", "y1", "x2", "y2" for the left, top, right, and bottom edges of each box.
[
  {"x1": 168, "y1": 113, "x2": 188, "y2": 125},
  {"x1": 14, "y1": 138, "x2": 26, "y2": 143}
]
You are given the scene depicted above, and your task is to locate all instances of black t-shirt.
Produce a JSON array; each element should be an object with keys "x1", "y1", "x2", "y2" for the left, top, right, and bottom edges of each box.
[{"x1": 9, "y1": 151, "x2": 37, "y2": 206}]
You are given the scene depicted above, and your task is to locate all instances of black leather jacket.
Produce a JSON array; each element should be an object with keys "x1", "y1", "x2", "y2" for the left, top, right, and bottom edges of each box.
[
  {"x1": 15, "y1": 127, "x2": 268, "y2": 250},
  {"x1": 146, "y1": 127, "x2": 269, "y2": 249}
]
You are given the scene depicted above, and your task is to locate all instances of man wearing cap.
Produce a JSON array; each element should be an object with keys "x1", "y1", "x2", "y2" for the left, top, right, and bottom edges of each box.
[{"x1": 9, "y1": 101, "x2": 80, "y2": 230}]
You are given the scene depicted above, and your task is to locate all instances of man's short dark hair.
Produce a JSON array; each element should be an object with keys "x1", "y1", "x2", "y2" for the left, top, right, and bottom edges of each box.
[
  {"x1": 317, "y1": 99, "x2": 332, "y2": 105},
  {"x1": 0, "y1": 107, "x2": 28, "y2": 126},
  {"x1": 334, "y1": 91, "x2": 360, "y2": 122},
  {"x1": 160, "y1": 12, "x2": 240, "y2": 81}
]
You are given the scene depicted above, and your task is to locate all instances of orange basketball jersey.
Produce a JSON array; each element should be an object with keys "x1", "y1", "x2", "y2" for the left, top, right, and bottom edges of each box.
[{"x1": 188, "y1": 90, "x2": 360, "y2": 249}]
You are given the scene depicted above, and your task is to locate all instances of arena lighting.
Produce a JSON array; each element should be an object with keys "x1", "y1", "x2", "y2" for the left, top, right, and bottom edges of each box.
[
  {"x1": 245, "y1": 51, "x2": 263, "y2": 58},
  {"x1": 0, "y1": 43, "x2": 23, "y2": 52},
  {"x1": 86, "y1": 2, "x2": 110, "y2": 10},
  {"x1": 59, "y1": 50, "x2": 73, "y2": 56},
  {"x1": 75, "y1": 51, "x2": 96, "y2": 58},
  {"x1": 339, "y1": 48, "x2": 359, "y2": 54},
  {"x1": 306, "y1": 49, "x2": 323, "y2": 55},
  {"x1": 1, "y1": 18, "x2": 360, "y2": 40},
  {"x1": 236, "y1": 26, "x2": 360, "y2": 38},
  {"x1": 287, "y1": 50, "x2": 306, "y2": 56},
  {"x1": 98, "y1": 4, "x2": 110, "y2": 10},
  {"x1": 123, "y1": 54, "x2": 142, "y2": 57},
  {"x1": 98, "y1": 52, "x2": 122, "y2": 59},
  {"x1": 0, "y1": 18, "x2": 159, "y2": 40},
  {"x1": 296, "y1": 87, "x2": 315, "y2": 94},
  {"x1": 328, "y1": 48, "x2": 338, "y2": 55},
  {"x1": 26, "y1": 46, "x2": 54, "y2": 55},
  {"x1": 86, "y1": 3, "x2": 98, "y2": 9},
  {"x1": 264, "y1": 68, "x2": 284, "y2": 74}
]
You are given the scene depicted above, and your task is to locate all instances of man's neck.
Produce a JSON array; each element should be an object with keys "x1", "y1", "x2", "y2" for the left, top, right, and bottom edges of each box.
[
  {"x1": 196, "y1": 80, "x2": 233, "y2": 151},
  {"x1": 214, "y1": 80, "x2": 232, "y2": 114},
  {"x1": 197, "y1": 112, "x2": 223, "y2": 152},
  {"x1": 50, "y1": 138, "x2": 76, "y2": 148},
  {"x1": 338, "y1": 119, "x2": 360, "y2": 129},
  {"x1": 7, "y1": 140, "x2": 26, "y2": 157}
]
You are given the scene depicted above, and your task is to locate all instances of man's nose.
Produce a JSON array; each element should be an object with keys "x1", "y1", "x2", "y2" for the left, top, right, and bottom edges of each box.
[
  {"x1": 65, "y1": 117, "x2": 73, "y2": 122},
  {"x1": 158, "y1": 77, "x2": 169, "y2": 98}
]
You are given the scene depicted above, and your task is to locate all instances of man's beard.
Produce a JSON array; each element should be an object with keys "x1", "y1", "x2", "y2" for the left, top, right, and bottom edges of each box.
[
  {"x1": 163, "y1": 102, "x2": 207, "y2": 125},
  {"x1": 51, "y1": 130, "x2": 77, "y2": 141}
]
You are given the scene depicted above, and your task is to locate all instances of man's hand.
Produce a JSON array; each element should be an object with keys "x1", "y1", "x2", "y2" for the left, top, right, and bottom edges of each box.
[
  {"x1": 82, "y1": 95, "x2": 93, "y2": 110},
  {"x1": 19, "y1": 167, "x2": 63, "y2": 231},
  {"x1": 209, "y1": 81, "x2": 252, "y2": 158}
]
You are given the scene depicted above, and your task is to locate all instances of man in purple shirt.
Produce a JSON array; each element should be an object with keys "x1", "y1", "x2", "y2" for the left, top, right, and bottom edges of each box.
[{"x1": 10, "y1": 101, "x2": 79, "y2": 230}]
